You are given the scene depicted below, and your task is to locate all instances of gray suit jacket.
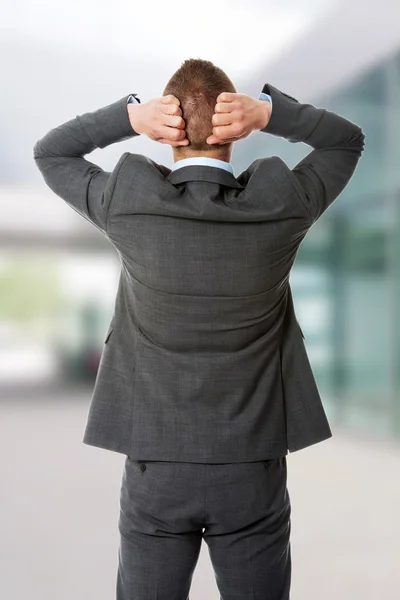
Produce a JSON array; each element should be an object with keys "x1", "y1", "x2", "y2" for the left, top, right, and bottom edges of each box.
[{"x1": 33, "y1": 82, "x2": 365, "y2": 462}]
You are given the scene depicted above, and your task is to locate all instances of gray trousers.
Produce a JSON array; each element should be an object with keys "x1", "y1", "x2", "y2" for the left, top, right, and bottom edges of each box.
[{"x1": 117, "y1": 456, "x2": 291, "y2": 599}]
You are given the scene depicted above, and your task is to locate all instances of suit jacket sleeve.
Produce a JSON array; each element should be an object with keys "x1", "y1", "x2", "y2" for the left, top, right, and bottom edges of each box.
[
  {"x1": 260, "y1": 83, "x2": 366, "y2": 224},
  {"x1": 33, "y1": 95, "x2": 140, "y2": 234}
]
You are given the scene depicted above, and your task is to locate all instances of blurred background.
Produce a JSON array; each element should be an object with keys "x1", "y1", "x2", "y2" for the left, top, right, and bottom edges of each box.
[{"x1": 1, "y1": 0, "x2": 399, "y2": 599}]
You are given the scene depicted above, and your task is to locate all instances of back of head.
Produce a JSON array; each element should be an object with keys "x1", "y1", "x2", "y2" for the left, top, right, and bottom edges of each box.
[{"x1": 163, "y1": 58, "x2": 236, "y2": 153}]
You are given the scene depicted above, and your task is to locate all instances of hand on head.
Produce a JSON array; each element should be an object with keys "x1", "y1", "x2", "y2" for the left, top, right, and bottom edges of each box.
[
  {"x1": 127, "y1": 95, "x2": 189, "y2": 147},
  {"x1": 128, "y1": 92, "x2": 271, "y2": 147},
  {"x1": 206, "y1": 93, "x2": 272, "y2": 145}
]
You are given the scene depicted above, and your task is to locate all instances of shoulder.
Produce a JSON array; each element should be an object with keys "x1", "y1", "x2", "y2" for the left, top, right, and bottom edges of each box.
[
  {"x1": 118, "y1": 153, "x2": 171, "y2": 177},
  {"x1": 238, "y1": 155, "x2": 288, "y2": 185}
]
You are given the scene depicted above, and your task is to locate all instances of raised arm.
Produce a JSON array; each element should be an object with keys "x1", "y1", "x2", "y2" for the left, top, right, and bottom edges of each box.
[
  {"x1": 33, "y1": 94, "x2": 188, "y2": 234},
  {"x1": 260, "y1": 83, "x2": 365, "y2": 224},
  {"x1": 33, "y1": 95, "x2": 140, "y2": 233},
  {"x1": 208, "y1": 83, "x2": 365, "y2": 224}
]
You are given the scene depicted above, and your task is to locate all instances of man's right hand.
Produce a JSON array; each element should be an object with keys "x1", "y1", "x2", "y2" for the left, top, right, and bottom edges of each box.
[{"x1": 206, "y1": 93, "x2": 272, "y2": 145}]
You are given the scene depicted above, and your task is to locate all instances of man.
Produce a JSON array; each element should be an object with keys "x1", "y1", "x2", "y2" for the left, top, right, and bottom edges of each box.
[{"x1": 33, "y1": 58, "x2": 365, "y2": 600}]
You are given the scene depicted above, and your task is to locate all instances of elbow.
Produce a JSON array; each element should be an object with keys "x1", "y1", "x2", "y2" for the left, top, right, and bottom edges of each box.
[
  {"x1": 33, "y1": 139, "x2": 44, "y2": 160},
  {"x1": 356, "y1": 128, "x2": 366, "y2": 154},
  {"x1": 33, "y1": 140, "x2": 40, "y2": 160},
  {"x1": 361, "y1": 130, "x2": 366, "y2": 153},
  {"x1": 347, "y1": 126, "x2": 366, "y2": 157}
]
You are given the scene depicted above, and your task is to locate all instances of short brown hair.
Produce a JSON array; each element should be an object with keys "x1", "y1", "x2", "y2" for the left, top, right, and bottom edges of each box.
[{"x1": 163, "y1": 58, "x2": 236, "y2": 151}]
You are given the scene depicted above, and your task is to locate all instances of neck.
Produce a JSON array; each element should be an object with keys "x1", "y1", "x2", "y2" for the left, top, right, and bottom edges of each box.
[{"x1": 173, "y1": 149, "x2": 232, "y2": 164}]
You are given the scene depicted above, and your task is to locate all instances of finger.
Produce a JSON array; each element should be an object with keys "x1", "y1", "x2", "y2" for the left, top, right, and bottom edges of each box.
[
  {"x1": 164, "y1": 103, "x2": 182, "y2": 116},
  {"x1": 207, "y1": 138, "x2": 233, "y2": 145},
  {"x1": 206, "y1": 134, "x2": 228, "y2": 145},
  {"x1": 212, "y1": 111, "x2": 233, "y2": 127},
  {"x1": 216, "y1": 92, "x2": 236, "y2": 103},
  {"x1": 214, "y1": 101, "x2": 235, "y2": 113},
  {"x1": 158, "y1": 125, "x2": 187, "y2": 142},
  {"x1": 171, "y1": 138, "x2": 190, "y2": 147},
  {"x1": 161, "y1": 94, "x2": 180, "y2": 106},
  {"x1": 158, "y1": 138, "x2": 190, "y2": 147},
  {"x1": 211, "y1": 123, "x2": 242, "y2": 140},
  {"x1": 164, "y1": 114, "x2": 186, "y2": 129},
  {"x1": 207, "y1": 133, "x2": 244, "y2": 145}
]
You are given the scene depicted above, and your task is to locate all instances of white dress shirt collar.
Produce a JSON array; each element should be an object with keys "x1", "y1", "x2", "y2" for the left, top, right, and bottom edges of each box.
[{"x1": 171, "y1": 156, "x2": 234, "y2": 175}]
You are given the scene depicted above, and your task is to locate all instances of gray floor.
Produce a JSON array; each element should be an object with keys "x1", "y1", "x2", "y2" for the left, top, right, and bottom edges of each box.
[{"x1": 1, "y1": 390, "x2": 399, "y2": 600}]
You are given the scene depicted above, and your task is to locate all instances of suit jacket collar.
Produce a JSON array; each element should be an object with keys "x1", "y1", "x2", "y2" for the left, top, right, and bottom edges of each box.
[{"x1": 167, "y1": 165, "x2": 246, "y2": 190}]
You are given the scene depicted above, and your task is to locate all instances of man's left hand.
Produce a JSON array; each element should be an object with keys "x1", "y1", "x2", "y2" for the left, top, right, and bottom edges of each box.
[{"x1": 128, "y1": 95, "x2": 189, "y2": 147}]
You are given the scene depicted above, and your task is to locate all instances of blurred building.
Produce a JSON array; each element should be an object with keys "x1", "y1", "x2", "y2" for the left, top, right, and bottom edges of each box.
[{"x1": 234, "y1": 0, "x2": 400, "y2": 439}]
